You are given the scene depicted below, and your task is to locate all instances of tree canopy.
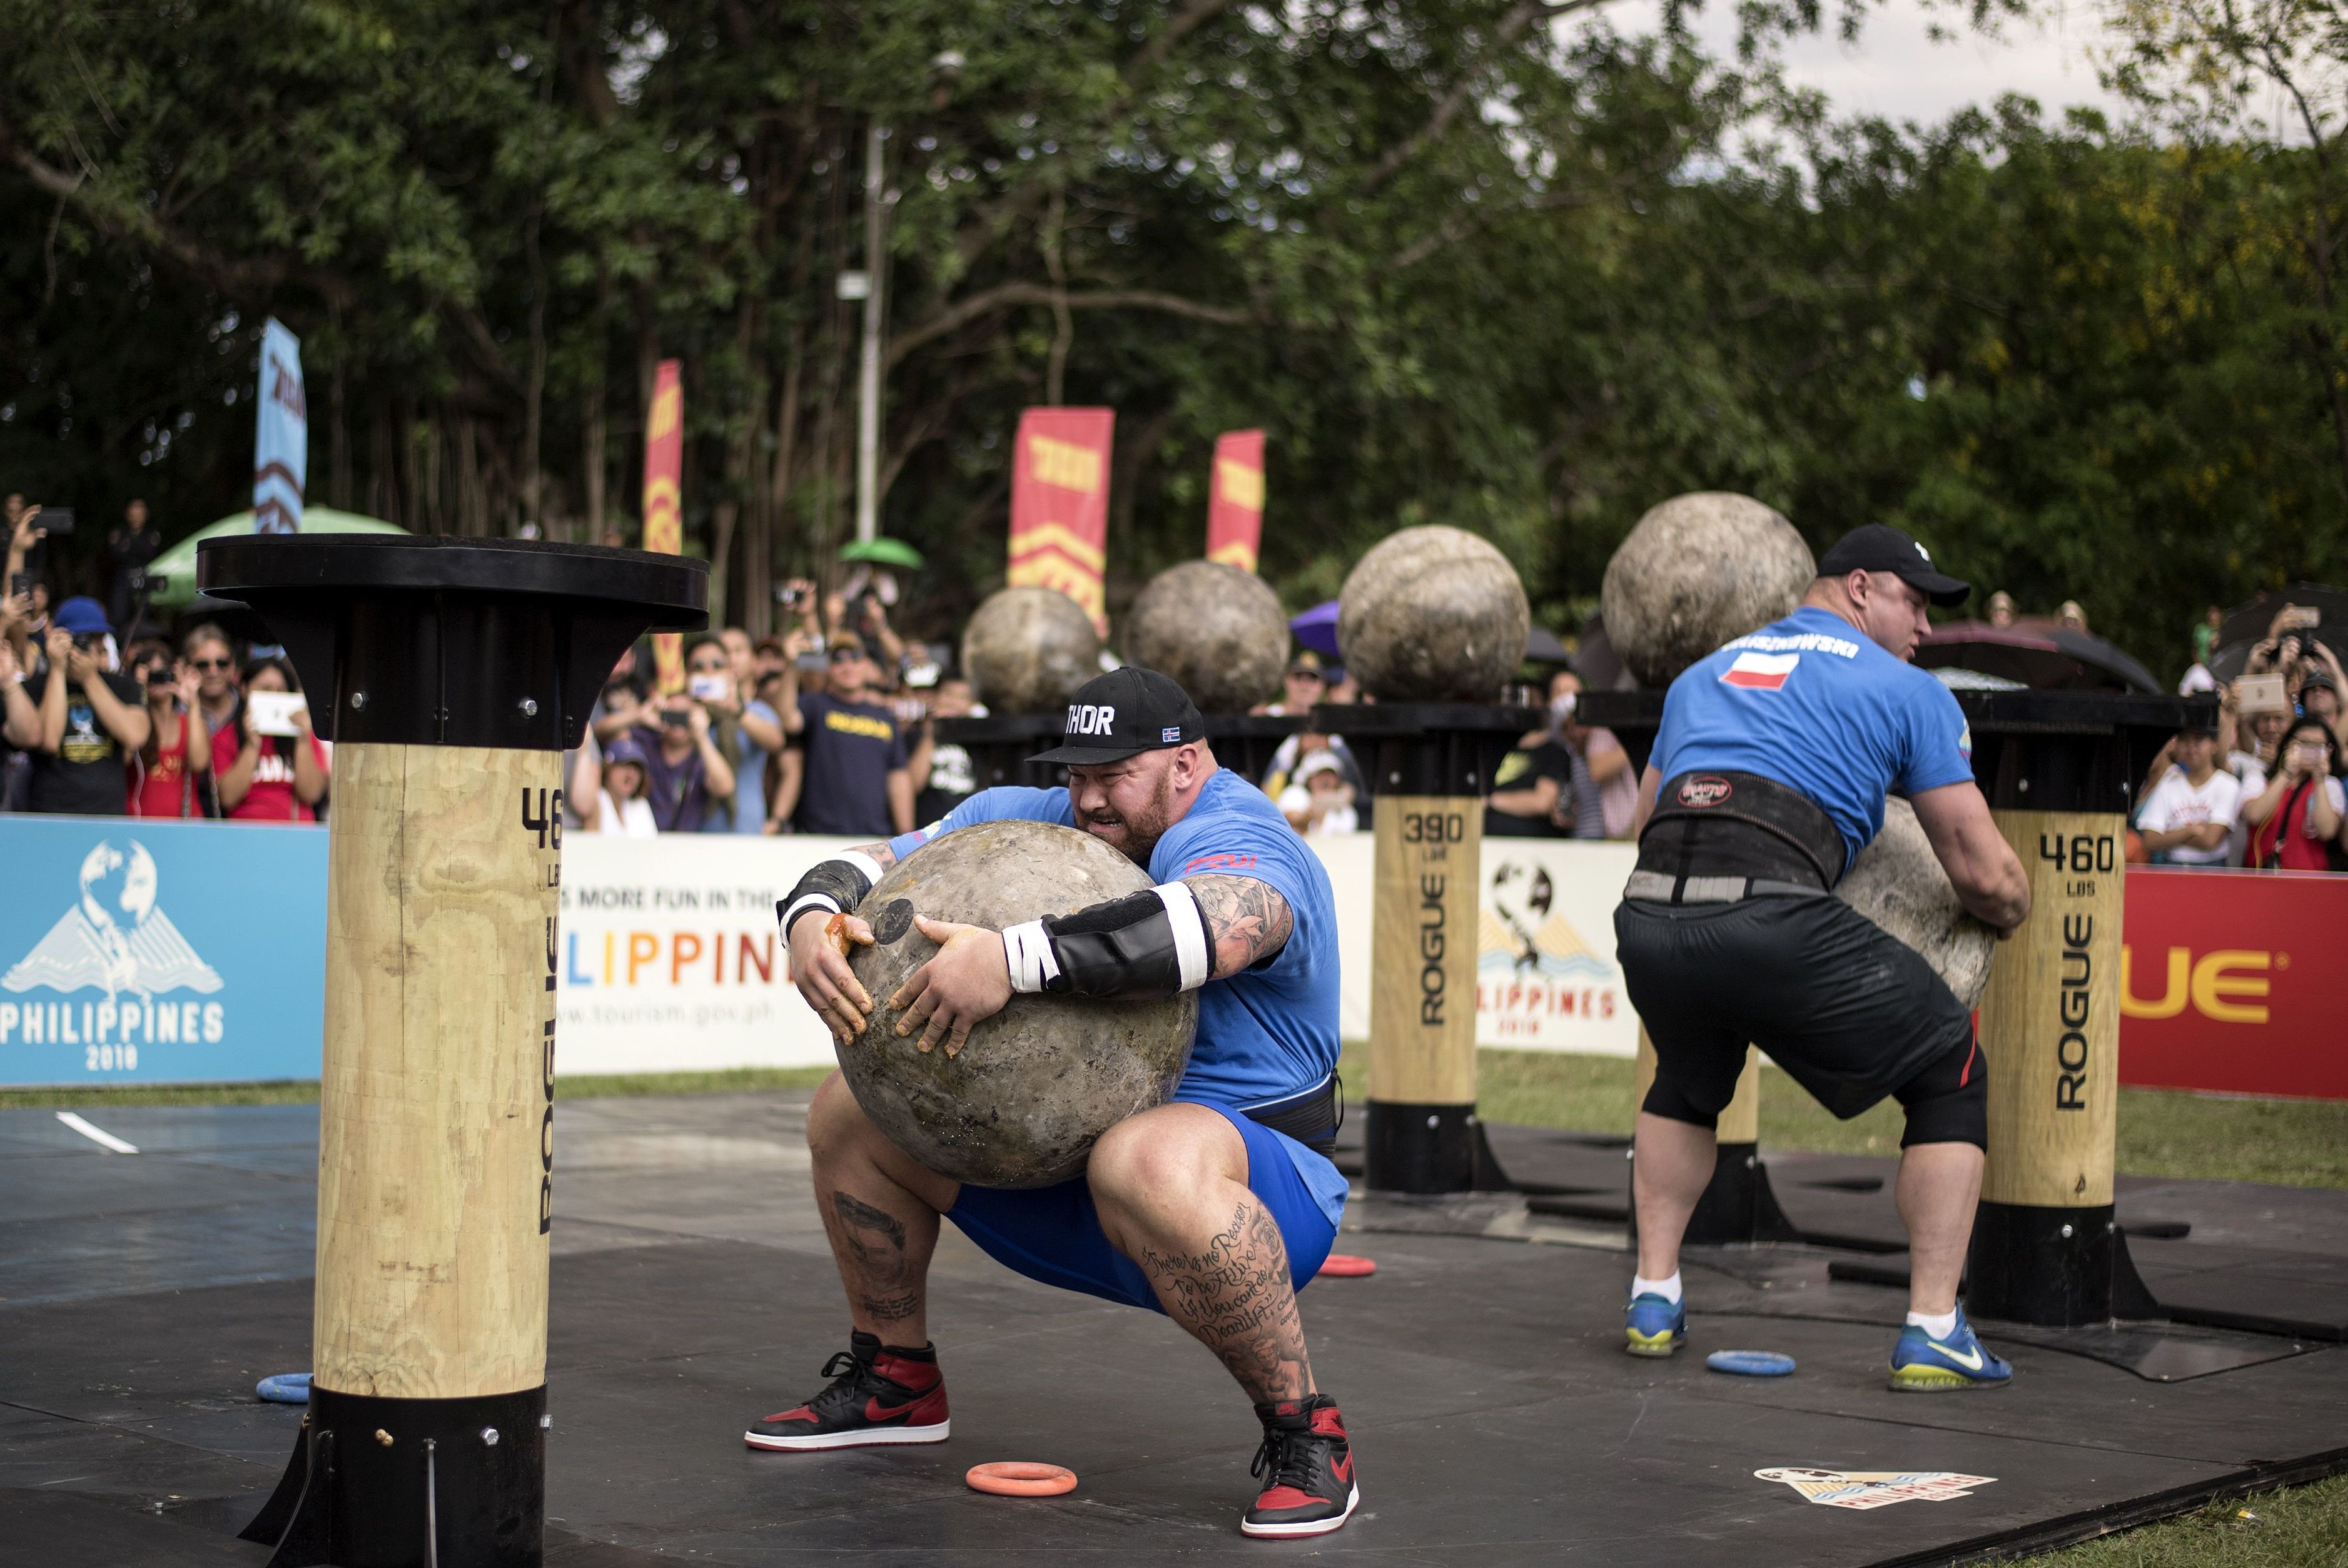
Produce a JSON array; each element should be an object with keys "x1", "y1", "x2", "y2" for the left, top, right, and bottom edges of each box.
[{"x1": 3, "y1": 0, "x2": 2344, "y2": 676}]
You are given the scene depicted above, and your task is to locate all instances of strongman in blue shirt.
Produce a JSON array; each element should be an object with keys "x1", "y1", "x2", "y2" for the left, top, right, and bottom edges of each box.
[
  {"x1": 749, "y1": 667, "x2": 1359, "y2": 1539},
  {"x1": 1616, "y1": 525, "x2": 2033, "y2": 1389}
]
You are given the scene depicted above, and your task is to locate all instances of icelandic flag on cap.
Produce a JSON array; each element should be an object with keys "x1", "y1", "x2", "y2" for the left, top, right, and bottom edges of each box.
[{"x1": 1721, "y1": 650, "x2": 1800, "y2": 690}]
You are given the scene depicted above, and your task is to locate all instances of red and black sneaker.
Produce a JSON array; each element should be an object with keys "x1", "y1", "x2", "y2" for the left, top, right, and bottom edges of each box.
[
  {"x1": 744, "y1": 1332, "x2": 949, "y2": 1451},
  {"x1": 1241, "y1": 1393, "x2": 1359, "y2": 1539}
]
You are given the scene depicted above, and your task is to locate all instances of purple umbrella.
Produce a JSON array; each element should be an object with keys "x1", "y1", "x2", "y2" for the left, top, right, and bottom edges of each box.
[{"x1": 1290, "y1": 599, "x2": 1342, "y2": 657}]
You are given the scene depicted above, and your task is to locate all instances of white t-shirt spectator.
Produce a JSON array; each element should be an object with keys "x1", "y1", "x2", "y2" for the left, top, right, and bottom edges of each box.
[
  {"x1": 2223, "y1": 751, "x2": 2268, "y2": 866},
  {"x1": 595, "y1": 789, "x2": 658, "y2": 837},
  {"x1": 2138, "y1": 766, "x2": 2242, "y2": 866}
]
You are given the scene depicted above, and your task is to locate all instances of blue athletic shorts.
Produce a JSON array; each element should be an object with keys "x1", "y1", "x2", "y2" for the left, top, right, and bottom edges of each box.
[{"x1": 944, "y1": 1103, "x2": 1341, "y2": 1313}]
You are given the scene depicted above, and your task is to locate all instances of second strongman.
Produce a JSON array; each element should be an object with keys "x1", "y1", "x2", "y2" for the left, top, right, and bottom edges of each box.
[{"x1": 1612, "y1": 524, "x2": 2031, "y2": 1389}]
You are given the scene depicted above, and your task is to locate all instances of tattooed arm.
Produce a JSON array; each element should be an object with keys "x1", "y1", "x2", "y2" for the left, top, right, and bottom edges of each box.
[{"x1": 1182, "y1": 874, "x2": 1294, "y2": 978}]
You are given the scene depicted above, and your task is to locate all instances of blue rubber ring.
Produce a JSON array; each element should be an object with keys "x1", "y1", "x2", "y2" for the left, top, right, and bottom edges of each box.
[
  {"x1": 1706, "y1": 1350, "x2": 1796, "y2": 1377},
  {"x1": 256, "y1": 1373, "x2": 313, "y2": 1404}
]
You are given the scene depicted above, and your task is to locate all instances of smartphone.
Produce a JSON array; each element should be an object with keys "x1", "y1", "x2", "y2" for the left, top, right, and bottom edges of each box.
[
  {"x1": 794, "y1": 652, "x2": 828, "y2": 675},
  {"x1": 250, "y1": 690, "x2": 307, "y2": 736},
  {"x1": 8, "y1": 572, "x2": 25, "y2": 600},
  {"x1": 687, "y1": 673, "x2": 729, "y2": 702},
  {"x1": 2234, "y1": 674, "x2": 2290, "y2": 715},
  {"x1": 145, "y1": 665, "x2": 175, "y2": 689},
  {"x1": 659, "y1": 707, "x2": 691, "y2": 729},
  {"x1": 34, "y1": 507, "x2": 74, "y2": 537},
  {"x1": 772, "y1": 584, "x2": 803, "y2": 608},
  {"x1": 2289, "y1": 741, "x2": 2329, "y2": 774},
  {"x1": 2280, "y1": 605, "x2": 2322, "y2": 632}
]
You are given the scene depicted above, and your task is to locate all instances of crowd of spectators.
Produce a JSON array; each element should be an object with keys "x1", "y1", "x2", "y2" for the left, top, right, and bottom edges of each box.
[{"x1": 2135, "y1": 604, "x2": 2348, "y2": 871}]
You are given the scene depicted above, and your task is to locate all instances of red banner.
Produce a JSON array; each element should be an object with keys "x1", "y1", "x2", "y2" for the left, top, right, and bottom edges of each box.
[
  {"x1": 642, "y1": 358, "x2": 686, "y2": 694},
  {"x1": 2119, "y1": 867, "x2": 2348, "y2": 1100},
  {"x1": 1007, "y1": 407, "x2": 1114, "y2": 634},
  {"x1": 1207, "y1": 428, "x2": 1265, "y2": 573}
]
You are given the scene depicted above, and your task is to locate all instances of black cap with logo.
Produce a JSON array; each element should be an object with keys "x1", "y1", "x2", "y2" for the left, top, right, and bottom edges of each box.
[
  {"x1": 1816, "y1": 523, "x2": 1972, "y2": 609},
  {"x1": 1026, "y1": 667, "x2": 1207, "y2": 765}
]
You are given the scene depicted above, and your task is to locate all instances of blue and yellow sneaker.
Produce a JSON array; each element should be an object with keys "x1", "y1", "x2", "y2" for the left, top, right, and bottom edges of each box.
[
  {"x1": 1888, "y1": 1307, "x2": 2012, "y2": 1392},
  {"x1": 1624, "y1": 1290, "x2": 1686, "y2": 1357}
]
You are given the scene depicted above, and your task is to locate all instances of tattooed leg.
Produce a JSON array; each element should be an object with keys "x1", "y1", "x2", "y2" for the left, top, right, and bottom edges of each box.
[
  {"x1": 1088, "y1": 1103, "x2": 1315, "y2": 1403},
  {"x1": 806, "y1": 1071, "x2": 960, "y2": 1341}
]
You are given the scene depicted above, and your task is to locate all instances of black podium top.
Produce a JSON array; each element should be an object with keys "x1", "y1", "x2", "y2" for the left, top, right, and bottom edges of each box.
[{"x1": 199, "y1": 534, "x2": 709, "y2": 752}]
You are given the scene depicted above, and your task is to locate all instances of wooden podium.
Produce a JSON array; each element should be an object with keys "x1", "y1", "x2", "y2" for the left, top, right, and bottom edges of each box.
[
  {"x1": 1331, "y1": 702, "x2": 1536, "y2": 1193},
  {"x1": 200, "y1": 535, "x2": 706, "y2": 1568}
]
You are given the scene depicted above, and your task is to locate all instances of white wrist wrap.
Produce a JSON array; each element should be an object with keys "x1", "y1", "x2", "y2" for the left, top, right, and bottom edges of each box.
[
  {"x1": 780, "y1": 893, "x2": 841, "y2": 935},
  {"x1": 836, "y1": 850, "x2": 889, "y2": 887},
  {"x1": 1153, "y1": 882, "x2": 1211, "y2": 992},
  {"x1": 1002, "y1": 919, "x2": 1061, "y2": 994}
]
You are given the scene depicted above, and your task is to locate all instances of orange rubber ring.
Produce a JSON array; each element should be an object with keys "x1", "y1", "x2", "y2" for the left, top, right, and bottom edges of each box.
[
  {"x1": 966, "y1": 1462, "x2": 1077, "y2": 1497},
  {"x1": 1318, "y1": 1253, "x2": 1377, "y2": 1278}
]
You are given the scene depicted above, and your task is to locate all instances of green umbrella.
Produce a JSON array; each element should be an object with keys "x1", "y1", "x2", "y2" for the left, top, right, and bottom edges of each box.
[
  {"x1": 838, "y1": 535, "x2": 925, "y2": 570},
  {"x1": 144, "y1": 508, "x2": 408, "y2": 611}
]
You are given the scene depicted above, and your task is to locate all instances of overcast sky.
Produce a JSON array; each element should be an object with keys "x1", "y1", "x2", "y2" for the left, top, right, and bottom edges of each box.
[{"x1": 1595, "y1": 0, "x2": 2132, "y2": 127}]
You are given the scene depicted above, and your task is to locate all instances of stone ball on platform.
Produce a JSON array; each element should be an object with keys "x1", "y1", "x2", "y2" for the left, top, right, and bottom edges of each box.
[
  {"x1": 1122, "y1": 560, "x2": 1289, "y2": 714},
  {"x1": 1836, "y1": 796, "x2": 1998, "y2": 1009},
  {"x1": 841, "y1": 819, "x2": 1199, "y2": 1188},
  {"x1": 961, "y1": 586, "x2": 1103, "y2": 714},
  {"x1": 1601, "y1": 493, "x2": 1814, "y2": 687},
  {"x1": 1337, "y1": 525, "x2": 1531, "y2": 702}
]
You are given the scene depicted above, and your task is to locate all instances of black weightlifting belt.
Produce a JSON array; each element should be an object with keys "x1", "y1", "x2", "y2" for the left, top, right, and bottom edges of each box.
[
  {"x1": 1630, "y1": 769, "x2": 1848, "y2": 904},
  {"x1": 1240, "y1": 1075, "x2": 1342, "y2": 1156}
]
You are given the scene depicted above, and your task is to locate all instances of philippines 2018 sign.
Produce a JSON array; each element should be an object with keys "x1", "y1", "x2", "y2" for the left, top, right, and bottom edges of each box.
[{"x1": 0, "y1": 817, "x2": 326, "y2": 1083}]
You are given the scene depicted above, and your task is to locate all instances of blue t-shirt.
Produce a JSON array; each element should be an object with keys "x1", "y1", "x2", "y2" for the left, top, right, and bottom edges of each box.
[
  {"x1": 889, "y1": 768, "x2": 1348, "y2": 1223},
  {"x1": 1650, "y1": 606, "x2": 1976, "y2": 864}
]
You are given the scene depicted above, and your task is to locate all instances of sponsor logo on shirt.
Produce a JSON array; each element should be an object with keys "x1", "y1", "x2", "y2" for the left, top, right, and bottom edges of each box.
[
  {"x1": 1182, "y1": 851, "x2": 1258, "y2": 874},
  {"x1": 1066, "y1": 702, "x2": 1117, "y2": 736},
  {"x1": 824, "y1": 709, "x2": 896, "y2": 742},
  {"x1": 1675, "y1": 774, "x2": 1734, "y2": 808},
  {"x1": 1722, "y1": 630, "x2": 1861, "y2": 658},
  {"x1": 1721, "y1": 650, "x2": 1801, "y2": 690}
]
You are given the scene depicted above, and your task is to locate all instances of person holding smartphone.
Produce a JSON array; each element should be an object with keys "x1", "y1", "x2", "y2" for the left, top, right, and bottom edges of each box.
[
  {"x1": 2241, "y1": 717, "x2": 2345, "y2": 871},
  {"x1": 28, "y1": 597, "x2": 149, "y2": 815},
  {"x1": 126, "y1": 643, "x2": 211, "y2": 818},
  {"x1": 686, "y1": 631, "x2": 783, "y2": 834},
  {"x1": 219, "y1": 655, "x2": 329, "y2": 822},
  {"x1": 630, "y1": 689, "x2": 736, "y2": 832}
]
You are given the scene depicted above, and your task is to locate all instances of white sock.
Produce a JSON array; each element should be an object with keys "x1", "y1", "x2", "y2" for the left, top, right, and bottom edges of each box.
[
  {"x1": 1906, "y1": 1307, "x2": 1960, "y2": 1340},
  {"x1": 1631, "y1": 1272, "x2": 1683, "y2": 1305}
]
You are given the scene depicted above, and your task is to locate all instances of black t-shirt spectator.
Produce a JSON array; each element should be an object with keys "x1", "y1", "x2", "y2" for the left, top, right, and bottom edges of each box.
[
  {"x1": 1484, "y1": 739, "x2": 1574, "y2": 838},
  {"x1": 29, "y1": 669, "x2": 143, "y2": 815},
  {"x1": 916, "y1": 732, "x2": 976, "y2": 827},
  {"x1": 795, "y1": 691, "x2": 907, "y2": 836}
]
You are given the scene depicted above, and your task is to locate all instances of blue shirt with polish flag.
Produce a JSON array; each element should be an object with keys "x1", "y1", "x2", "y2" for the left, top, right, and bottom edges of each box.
[
  {"x1": 888, "y1": 767, "x2": 1347, "y2": 1220},
  {"x1": 1649, "y1": 606, "x2": 1976, "y2": 865}
]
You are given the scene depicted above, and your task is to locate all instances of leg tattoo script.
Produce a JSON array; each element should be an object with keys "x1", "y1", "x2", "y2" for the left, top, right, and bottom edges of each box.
[
  {"x1": 1137, "y1": 1201, "x2": 1310, "y2": 1401},
  {"x1": 832, "y1": 1190, "x2": 921, "y2": 1327}
]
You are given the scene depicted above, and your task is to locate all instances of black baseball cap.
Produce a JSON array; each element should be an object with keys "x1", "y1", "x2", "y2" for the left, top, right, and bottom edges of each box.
[
  {"x1": 1027, "y1": 667, "x2": 1207, "y2": 765},
  {"x1": 1816, "y1": 524, "x2": 1971, "y2": 609}
]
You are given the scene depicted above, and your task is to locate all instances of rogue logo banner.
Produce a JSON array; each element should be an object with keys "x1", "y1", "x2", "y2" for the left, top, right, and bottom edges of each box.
[
  {"x1": 1756, "y1": 1468, "x2": 1998, "y2": 1509},
  {"x1": 1008, "y1": 407, "x2": 1115, "y2": 634}
]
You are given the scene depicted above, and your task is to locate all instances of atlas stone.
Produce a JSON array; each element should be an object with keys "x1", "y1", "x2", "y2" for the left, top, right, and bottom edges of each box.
[
  {"x1": 840, "y1": 820, "x2": 1199, "y2": 1188},
  {"x1": 1337, "y1": 525, "x2": 1531, "y2": 702},
  {"x1": 1602, "y1": 493, "x2": 1815, "y2": 687},
  {"x1": 961, "y1": 586, "x2": 1103, "y2": 714},
  {"x1": 1836, "y1": 796, "x2": 1998, "y2": 1010},
  {"x1": 1123, "y1": 560, "x2": 1288, "y2": 713}
]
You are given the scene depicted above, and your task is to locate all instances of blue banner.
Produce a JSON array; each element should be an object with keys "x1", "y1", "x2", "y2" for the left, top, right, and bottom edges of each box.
[
  {"x1": 0, "y1": 817, "x2": 326, "y2": 1085},
  {"x1": 254, "y1": 316, "x2": 307, "y2": 534}
]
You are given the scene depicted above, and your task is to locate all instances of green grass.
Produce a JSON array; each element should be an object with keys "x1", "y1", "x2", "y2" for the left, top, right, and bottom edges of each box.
[
  {"x1": 2020, "y1": 1474, "x2": 2348, "y2": 1567},
  {"x1": 1335, "y1": 1046, "x2": 2348, "y2": 1191}
]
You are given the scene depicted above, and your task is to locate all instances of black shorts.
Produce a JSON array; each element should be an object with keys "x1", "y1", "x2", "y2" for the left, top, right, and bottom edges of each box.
[{"x1": 1615, "y1": 893, "x2": 1977, "y2": 1129}]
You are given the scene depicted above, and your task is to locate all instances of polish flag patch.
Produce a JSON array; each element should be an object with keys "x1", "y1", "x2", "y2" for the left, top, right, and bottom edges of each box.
[{"x1": 1721, "y1": 651, "x2": 1800, "y2": 690}]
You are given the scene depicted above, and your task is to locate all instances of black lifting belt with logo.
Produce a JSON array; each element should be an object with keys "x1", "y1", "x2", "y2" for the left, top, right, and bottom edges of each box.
[{"x1": 1638, "y1": 770, "x2": 1849, "y2": 889}]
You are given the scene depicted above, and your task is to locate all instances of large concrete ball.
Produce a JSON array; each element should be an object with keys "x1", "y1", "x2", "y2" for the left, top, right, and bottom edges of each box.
[
  {"x1": 1601, "y1": 493, "x2": 1814, "y2": 687},
  {"x1": 1836, "y1": 797, "x2": 1998, "y2": 1010},
  {"x1": 1337, "y1": 525, "x2": 1531, "y2": 701},
  {"x1": 961, "y1": 587, "x2": 1103, "y2": 714},
  {"x1": 840, "y1": 819, "x2": 1198, "y2": 1188},
  {"x1": 1123, "y1": 561, "x2": 1288, "y2": 713}
]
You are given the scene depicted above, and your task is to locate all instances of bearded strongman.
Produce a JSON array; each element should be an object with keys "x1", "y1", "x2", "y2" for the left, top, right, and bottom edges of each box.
[
  {"x1": 1615, "y1": 524, "x2": 2033, "y2": 1388},
  {"x1": 751, "y1": 667, "x2": 1359, "y2": 1538}
]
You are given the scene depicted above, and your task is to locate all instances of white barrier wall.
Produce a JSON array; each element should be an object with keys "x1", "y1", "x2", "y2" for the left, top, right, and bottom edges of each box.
[{"x1": 555, "y1": 831, "x2": 1640, "y2": 1076}]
